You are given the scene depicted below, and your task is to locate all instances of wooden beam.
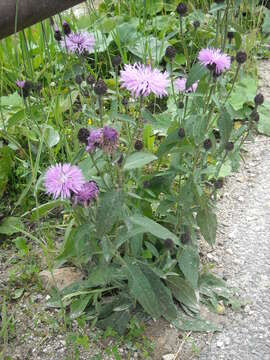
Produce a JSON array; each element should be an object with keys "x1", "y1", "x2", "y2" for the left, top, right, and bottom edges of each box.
[{"x1": 0, "y1": 0, "x2": 85, "y2": 40}]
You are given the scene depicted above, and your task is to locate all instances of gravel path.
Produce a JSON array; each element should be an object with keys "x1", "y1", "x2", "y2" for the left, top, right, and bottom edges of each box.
[{"x1": 198, "y1": 61, "x2": 270, "y2": 360}]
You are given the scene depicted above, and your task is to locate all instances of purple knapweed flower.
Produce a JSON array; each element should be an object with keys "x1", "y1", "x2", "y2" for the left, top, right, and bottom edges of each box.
[
  {"x1": 175, "y1": 78, "x2": 198, "y2": 93},
  {"x1": 198, "y1": 48, "x2": 231, "y2": 74},
  {"x1": 86, "y1": 129, "x2": 103, "y2": 153},
  {"x1": 44, "y1": 163, "x2": 85, "y2": 199},
  {"x1": 73, "y1": 181, "x2": 99, "y2": 207},
  {"x1": 102, "y1": 126, "x2": 119, "y2": 153},
  {"x1": 120, "y1": 63, "x2": 169, "y2": 97},
  {"x1": 16, "y1": 80, "x2": 25, "y2": 89},
  {"x1": 61, "y1": 32, "x2": 95, "y2": 54}
]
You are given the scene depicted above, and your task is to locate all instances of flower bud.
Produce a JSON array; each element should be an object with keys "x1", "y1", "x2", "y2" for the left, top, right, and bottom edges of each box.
[
  {"x1": 165, "y1": 46, "x2": 177, "y2": 61},
  {"x1": 225, "y1": 141, "x2": 234, "y2": 151},
  {"x1": 181, "y1": 232, "x2": 190, "y2": 244},
  {"x1": 134, "y1": 139, "x2": 143, "y2": 151},
  {"x1": 203, "y1": 138, "x2": 212, "y2": 151},
  {"x1": 78, "y1": 128, "x2": 90, "y2": 145},
  {"x1": 94, "y1": 79, "x2": 107, "y2": 96},
  {"x1": 236, "y1": 51, "x2": 247, "y2": 65},
  {"x1": 63, "y1": 21, "x2": 71, "y2": 36},
  {"x1": 178, "y1": 127, "x2": 185, "y2": 139},
  {"x1": 176, "y1": 3, "x2": 188, "y2": 16},
  {"x1": 112, "y1": 55, "x2": 122, "y2": 68},
  {"x1": 254, "y1": 93, "x2": 264, "y2": 106}
]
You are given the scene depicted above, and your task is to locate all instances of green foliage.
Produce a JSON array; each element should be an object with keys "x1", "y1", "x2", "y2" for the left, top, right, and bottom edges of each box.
[{"x1": 0, "y1": 0, "x2": 267, "y2": 342}]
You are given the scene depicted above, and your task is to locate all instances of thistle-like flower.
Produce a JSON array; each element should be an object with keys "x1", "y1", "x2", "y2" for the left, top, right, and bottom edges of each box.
[
  {"x1": 175, "y1": 77, "x2": 198, "y2": 93},
  {"x1": 86, "y1": 129, "x2": 103, "y2": 153},
  {"x1": 44, "y1": 163, "x2": 85, "y2": 199},
  {"x1": 73, "y1": 181, "x2": 99, "y2": 207},
  {"x1": 120, "y1": 63, "x2": 169, "y2": 98},
  {"x1": 102, "y1": 126, "x2": 119, "y2": 153},
  {"x1": 198, "y1": 48, "x2": 231, "y2": 74},
  {"x1": 61, "y1": 32, "x2": 95, "y2": 54}
]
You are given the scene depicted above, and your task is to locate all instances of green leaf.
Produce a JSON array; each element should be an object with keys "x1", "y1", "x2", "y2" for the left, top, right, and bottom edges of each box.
[
  {"x1": 56, "y1": 224, "x2": 97, "y2": 265},
  {"x1": 258, "y1": 105, "x2": 270, "y2": 136},
  {"x1": 30, "y1": 200, "x2": 62, "y2": 221},
  {"x1": 70, "y1": 294, "x2": 92, "y2": 319},
  {"x1": 229, "y1": 76, "x2": 257, "y2": 111},
  {"x1": 217, "y1": 107, "x2": 233, "y2": 145},
  {"x1": 197, "y1": 207, "x2": 217, "y2": 246},
  {"x1": 0, "y1": 217, "x2": 24, "y2": 235},
  {"x1": 129, "y1": 214, "x2": 179, "y2": 245},
  {"x1": 262, "y1": 9, "x2": 270, "y2": 33},
  {"x1": 186, "y1": 63, "x2": 207, "y2": 89},
  {"x1": 139, "y1": 262, "x2": 177, "y2": 321},
  {"x1": 96, "y1": 190, "x2": 124, "y2": 237},
  {"x1": 178, "y1": 247, "x2": 200, "y2": 289},
  {"x1": 157, "y1": 128, "x2": 179, "y2": 157},
  {"x1": 125, "y1": 259, "x2": 177, "y2": 321},
  {"x1": 98, "y1": 309, "x2": 131, "y2": 335},
  {"x1": 123, "y1": 152, "x2": 157, "y2": 171},
  {"x1": 166, "y1": 275, "x2": 199, "y2": 314},
  {"x1": 172, "y1": 312, "x2": 221, "y2": 332},
  {"x1": 43, "y1": 125, "x2": 60, "y2": 148},
  {"x1": 125, "y1": 259, "x2": 161, "y2": 319}
]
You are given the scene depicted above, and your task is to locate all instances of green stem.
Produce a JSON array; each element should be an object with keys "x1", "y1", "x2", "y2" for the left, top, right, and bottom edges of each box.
[{"x1": 89, "y1": 153, "x2": 110, "y2": 190}]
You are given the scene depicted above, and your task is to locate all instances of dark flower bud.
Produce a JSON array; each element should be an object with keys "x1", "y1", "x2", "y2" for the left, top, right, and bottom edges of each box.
[
  {"x1": 117, "y1": 154, "x2": 124, "y2": 166},
  {"x1": 176, "y1": 2, "x2": 188, "y2": 16},
  {"x1": 86, "y1": 74, "x2": 95, "y2": 86},
  {"x1": 230, "y1": 55, "x2": 235, "y2": 63},
  {"x1": 54, "y1": 30, "x2": 62, "y2": 41},
  {"x1": 94, "y1": 79, "x2": 107, "y2": 96},
  {"x1": 178, "y1": 100, "x2": 184, "y2": 109},
  {"x1": 225, "y1": 141, "x2": 234, "y2": 151},
  {"x1": 143, "y1": 180, "x2": 150, "y2": 188},
  {"x1": 164, "y1": 238, "x2": 174, "y2": 250},
  {"x1": 34, "y1": 82, "x2": 42, "y2": 94},
  {"x1": 112, "y1": 55, "x2": 122, "y2": 68},
  {"x1": 251, "y1": 110, "x2": 260, "y2": 122},
  {"x1": 75, "y1": 74, "x2": 83, "y2": 85},
  {"x1": 214, "y1": 178, "x2": 224, "y2": 189},
  {"x1": 227, "y1": 31, "x2": 234, "y2": 41},
  {"x1": 236, "y1": 51, "x2": 247, "y2": 65},
  {"x1": 24, "y1": 81, "x2": 33, "y2": 91},
  {"x1": 254, "y1": 93, "x2": 264, "y2": 106},
  {"x1": 203, "y1": 138, "x2": 212, "y2": 151},
  {"x1": 63, "y1": 21, "x2": 71, "y2": 36},
  {"x1": 78, "y1": 128, "x2": 90, "y2": 145},
  {"x1": 193, "y1": 20, "x2": 200, "y2": 29},
  {"x1": 165, "y1": 46, "x2": 177, "y2": 61},
  {"x1": 121, "y1": 97, "x2": 129, "y2": 107},
  {"x1": 134, "y1": 139, "x2": 143, "y2": 151},
  {"x1": 242, "y1": 11, "x2": 247, "y2": 17},
  {"x1": 181, "y1": 232, "x2": 190, "y2": 244},
  {"x1": 207, "y1": 63, "x2": 217, "y2": 72},
  {"x1": 178, "y1": 127, "x2": 185, "y2": 139},
  {"x1": 212, "y1": 128, "x2": 221, "y2": 140}
]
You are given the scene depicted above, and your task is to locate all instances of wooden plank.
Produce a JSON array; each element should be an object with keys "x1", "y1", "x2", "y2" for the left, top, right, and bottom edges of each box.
[{"x1": 0, "y1": 0, "x2": 85, "y2": 40}]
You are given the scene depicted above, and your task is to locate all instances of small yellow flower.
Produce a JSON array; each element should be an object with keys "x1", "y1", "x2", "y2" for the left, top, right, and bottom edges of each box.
[{"x1": 88, "y1": 119, "x2": 92, "y2": 125}]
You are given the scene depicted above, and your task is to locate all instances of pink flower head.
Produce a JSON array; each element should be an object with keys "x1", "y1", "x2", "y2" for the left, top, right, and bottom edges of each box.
[
  {"x1": 198, "y1": 48, "x2": 231, "y2": 74},
  {"x1": 61, "y1": 32, "x2": 95, "y2": 54},
  {"x1": 16, "y1": 80, "x2": 25, "y2": 89},
  {"x1": 175, "y1": 77, "x2": 198, "y2": 93},
  {"x1": 73, "y1": 181, "x2": 99, "y2": 207},
  {"x1": 86, "y1": 129, "x2": 103, "y2": 153},
  {"x1": 102, "y1": 126, "x2": 119, "y2": 153},
  {"x1": 120, "y1": 63, "x2": 169, "y2": 98},
  {"x1": 44, "y1": 163, "x2": 85, "y2": 199}
]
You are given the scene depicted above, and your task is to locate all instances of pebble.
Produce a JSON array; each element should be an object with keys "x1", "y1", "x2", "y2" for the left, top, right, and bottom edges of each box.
[{"x1": 162, "y1": 354, "x2": 175, "y2": 360}]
